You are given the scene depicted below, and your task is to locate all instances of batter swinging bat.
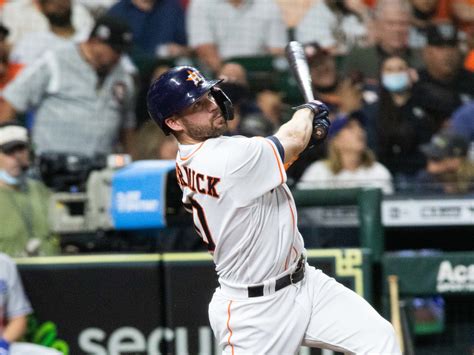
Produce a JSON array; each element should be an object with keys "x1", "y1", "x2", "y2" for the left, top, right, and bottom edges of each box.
[{"x1": 285, "y1": 41, "x2": 328, "y2": 140}]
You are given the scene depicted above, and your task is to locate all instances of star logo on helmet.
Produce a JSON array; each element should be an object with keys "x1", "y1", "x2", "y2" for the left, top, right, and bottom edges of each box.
[{"x1": 186, "y1": 70, "x2": 205, "y2": 87}]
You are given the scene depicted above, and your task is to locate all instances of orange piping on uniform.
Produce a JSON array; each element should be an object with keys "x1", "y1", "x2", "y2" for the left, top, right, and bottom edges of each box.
[
  {"x1": 261, "y1": 138, "x2": 284, "y2": 184},
  {"x1": 179, "y1": 142, "x2": 205, "y2": 161},
  {"x1": 283, "y1": 189, "x2": 297, "y2": 270},
  {"x1": 284, "y1": 246, "x2": 299, "y2": 270},
  {"x1": 284, "y1": 156, "x2": 298, "y2": 171},
  {"x1": 227, "y1": 301, "x2": 235, "y2": 355},
  {"x1": 283, "y1": 189, "x2": 296, "y2": 232}
]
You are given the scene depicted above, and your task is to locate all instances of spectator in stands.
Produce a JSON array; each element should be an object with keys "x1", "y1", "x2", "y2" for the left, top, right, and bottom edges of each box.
[
  {"x1": 0, "y1": 122, "x2": 58, "y2": 257},
  {"x1": 409, "y1": 0, "x2": 450, "y2": 48},
  {"x1": 0, "y1": 16, "x2": 136, "y2": 158},
  {"x1": 274, "y1": 0, "x2": 316, "y2": 39},
  {"x1": 10, "y1": 0, "x2": 88, "y2": 67},
  {"x1": 77, "y1": 0, "x2": 119, "y2": 18},
  {"x1": 343, "y1": 0, "x2": 424, "y2": 83},
  {"x1": 0, "y1": 25, "x2": 22, "y2": 92},
  {"x1": 449, "y1": 102, "x2": 474, "y2": 142},
  {"x1": 307, "y1": 44, "x2": 365, "y2": 120},
  {"x1": 187, "y1": 0, "x2": 287, "y2": 73},
  {"x1": 291, "y1": 0, "x2": 372, "y2": 55},
  {"x1": 217, "y1": 62, "x2": 274, "y2": 137},
  {"x1": 450, "y1": 0, "x2": 474, "y2": 35},
  {"x1": 365, "y1": 55, "x2": 433, "y2": 185},
  {"x1": 417, "y1": 130, "x2": 474, "y2": 194},
  {"x1": 1, "y1": 0, "x2": 93, "y2": 46},
  {"x1": 132, "y1": 121, "x2": 178, "y2": 160},
  {"x1": 297, "y1": 114, "x2": 393, "y2": 194},
  {"x1": 413, "y1": 24, "x2": 474, "y2": 113},
  {"x1": 255, "y1": 89, "x2": 286, "y2": 131},
  {"x1": 0, "y1": 23, "x2": 8, "y2": 56},
  {"x1": 107, "y1": 0, "x2": 188, "y2": 61}
]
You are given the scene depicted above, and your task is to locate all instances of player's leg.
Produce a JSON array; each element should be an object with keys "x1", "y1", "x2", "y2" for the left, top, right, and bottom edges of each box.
[
  {"x1": 209, "y1": 286, "x2": 310, "y2": 355},
  {"x1": 302, "y1": 267, "x2": 401, "y2": 355}
]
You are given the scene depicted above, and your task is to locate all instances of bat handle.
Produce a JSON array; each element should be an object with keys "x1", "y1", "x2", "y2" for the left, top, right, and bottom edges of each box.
[{"x1": 304, "y1": 92, "x2": 315, "y2": 102}]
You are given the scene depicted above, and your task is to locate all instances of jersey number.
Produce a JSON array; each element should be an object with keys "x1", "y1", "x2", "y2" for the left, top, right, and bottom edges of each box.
[{"x1": 190, "y1": 198, "x2": 216, "y2": 252}]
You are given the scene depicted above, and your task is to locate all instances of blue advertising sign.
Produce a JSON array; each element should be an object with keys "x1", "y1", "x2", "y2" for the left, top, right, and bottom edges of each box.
[{"x1": 110, "y1": 160, "x2": 176, "y2": 229}]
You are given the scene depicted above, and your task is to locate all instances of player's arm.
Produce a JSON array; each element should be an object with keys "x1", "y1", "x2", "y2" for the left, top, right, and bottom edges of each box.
[
  {"x1": 1, "y1": 52, "x2": 53, "y2": 123},
  {"x1": 274, "y1": 101, "x2": 330, "y2": 164},
  {"x1": 1, "y1": 315, "x2": 28, "y2": 343},
  {"x1": 0, "y1": 100, "x2": 17, "y2": 123}
]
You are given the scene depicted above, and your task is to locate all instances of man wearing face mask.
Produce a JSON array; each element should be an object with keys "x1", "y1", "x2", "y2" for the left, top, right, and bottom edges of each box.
[
  {"x1": 10, "y1": 0, "x2": 92, "y2": 67},
  {"x1": 0, "y1": 122, "x2": 58, "y2": 257},
  {"x1": 365, "y1": 55, "x2": 448, "y2": 187}
]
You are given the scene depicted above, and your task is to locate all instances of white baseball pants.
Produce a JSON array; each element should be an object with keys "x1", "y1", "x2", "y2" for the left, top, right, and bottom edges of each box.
[{"x1": 209, "y1": 265, "x2": 401, "y2": 355}]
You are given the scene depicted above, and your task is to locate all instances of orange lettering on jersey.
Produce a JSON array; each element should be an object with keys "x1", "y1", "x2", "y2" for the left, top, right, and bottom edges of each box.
[
  {"x1": 207, "y1": 176, "x2": 220, "y2": 198},
  {"x1": 196, "y1": 173, "x2": 206, "y2": 194},
  {"x1": 175, "y1": 164, "x2": 186, "y2": 187}
]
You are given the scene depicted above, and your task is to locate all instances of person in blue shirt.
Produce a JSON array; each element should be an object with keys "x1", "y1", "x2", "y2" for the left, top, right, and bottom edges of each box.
[{"x1": 107, "y1": 0, "x2": 188, "y2": 60}]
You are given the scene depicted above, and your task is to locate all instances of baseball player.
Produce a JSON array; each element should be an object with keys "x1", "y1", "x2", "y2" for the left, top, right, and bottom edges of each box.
[
  {"x1": 147, "y1": 66, "x2": 401, "y2": 354},
  {"x1": 0, "y1": 253, "x2": 61, "y2": 355}
]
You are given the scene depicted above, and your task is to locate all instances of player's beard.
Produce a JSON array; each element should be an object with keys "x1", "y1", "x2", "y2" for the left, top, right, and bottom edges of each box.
[{"x1": 185, "y1": 115, "x2": 228, "y2": 141}]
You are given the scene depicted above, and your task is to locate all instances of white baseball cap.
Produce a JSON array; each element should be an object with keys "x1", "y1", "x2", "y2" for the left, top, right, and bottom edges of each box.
[{"x1": 0, "y1": 124, "x2": 28, "y2": 152}]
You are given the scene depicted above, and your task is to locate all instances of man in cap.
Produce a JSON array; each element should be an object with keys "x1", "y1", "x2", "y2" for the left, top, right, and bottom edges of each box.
[
  {"x1": 0, "y1": 122, "x2": 58, "y2": 257},
  {"x1": 416, "y1": 130, "x2": 474, "y2": 194},
  {"x1": 0, "y1": 15, "x2": 136, "y2": 158},
  {"x1": 414, "y1": 24, "x2": 474, "y2": 110}
]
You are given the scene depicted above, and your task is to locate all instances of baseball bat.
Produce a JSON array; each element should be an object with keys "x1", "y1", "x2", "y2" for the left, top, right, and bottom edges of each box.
[
  {"x1": 388, "y1": 275, "x2": 405, "y2": 353},
  {"x1": 285, "y1": 41, "x2": 327, "y2": 140}
]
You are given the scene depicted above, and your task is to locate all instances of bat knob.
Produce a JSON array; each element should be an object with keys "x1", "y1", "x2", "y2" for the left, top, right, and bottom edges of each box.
[
  {"x1": 313, "y1": 120, "x2": 329, "y2": 140},
  {"x1": 313, "y1": 127, "x2": 327, "y2": 140}
]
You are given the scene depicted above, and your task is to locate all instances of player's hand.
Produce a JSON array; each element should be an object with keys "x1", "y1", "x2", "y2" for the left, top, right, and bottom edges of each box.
[
  {"x1": 293, "y1": 100, "x2": 331, "y2": 140},
  {"x1": 0, "y1": 338, "x2": 10, "y2": 355}
]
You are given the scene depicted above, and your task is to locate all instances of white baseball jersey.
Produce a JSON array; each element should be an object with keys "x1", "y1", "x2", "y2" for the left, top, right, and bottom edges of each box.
[
  {"x1": 175, "y1": 135, "x2": 304, "y2": 285},
  {"x1": 176, "y1": 135, "x2": 401, "y2": 354}
]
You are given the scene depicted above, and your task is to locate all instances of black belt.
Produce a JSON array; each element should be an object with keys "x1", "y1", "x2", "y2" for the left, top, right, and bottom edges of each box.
[{"x1": 247, "y1": 257, "x2": 305, "y2": 298}]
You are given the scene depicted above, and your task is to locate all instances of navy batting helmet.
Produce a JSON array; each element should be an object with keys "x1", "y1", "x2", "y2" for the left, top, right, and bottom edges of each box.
[{"x1": 147, "y1": 66, "x2": 234, "y2": 135}]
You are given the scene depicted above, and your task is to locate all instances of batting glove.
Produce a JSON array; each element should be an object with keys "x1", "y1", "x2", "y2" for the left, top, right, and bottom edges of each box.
[
  {"x1": 0, "y1": 338, "x2": 10, "y2": 355},
  {"x1": 293, "y1": 100, "x2": 331, "y2": 141}
]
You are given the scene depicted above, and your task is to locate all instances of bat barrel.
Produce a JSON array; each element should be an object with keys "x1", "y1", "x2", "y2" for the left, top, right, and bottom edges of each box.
[{"x1": 285, "y1": 41, "x2": 314, "y2": 102}]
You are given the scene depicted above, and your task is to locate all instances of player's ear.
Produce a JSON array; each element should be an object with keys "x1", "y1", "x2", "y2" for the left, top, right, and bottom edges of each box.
[{"x1": 165, "y1": 117, "x2": 184, "y2": 133}]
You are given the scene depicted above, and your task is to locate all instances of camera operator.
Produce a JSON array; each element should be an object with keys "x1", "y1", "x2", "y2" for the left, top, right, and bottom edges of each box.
[{"x1": 0, "y1": 122, "x2": 58, "y2": 257}]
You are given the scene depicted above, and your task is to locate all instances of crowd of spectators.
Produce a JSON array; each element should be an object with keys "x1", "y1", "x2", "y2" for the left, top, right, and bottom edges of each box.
[{"x1": 0, "y1": 0, "x2": 473, "y2": 257}]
